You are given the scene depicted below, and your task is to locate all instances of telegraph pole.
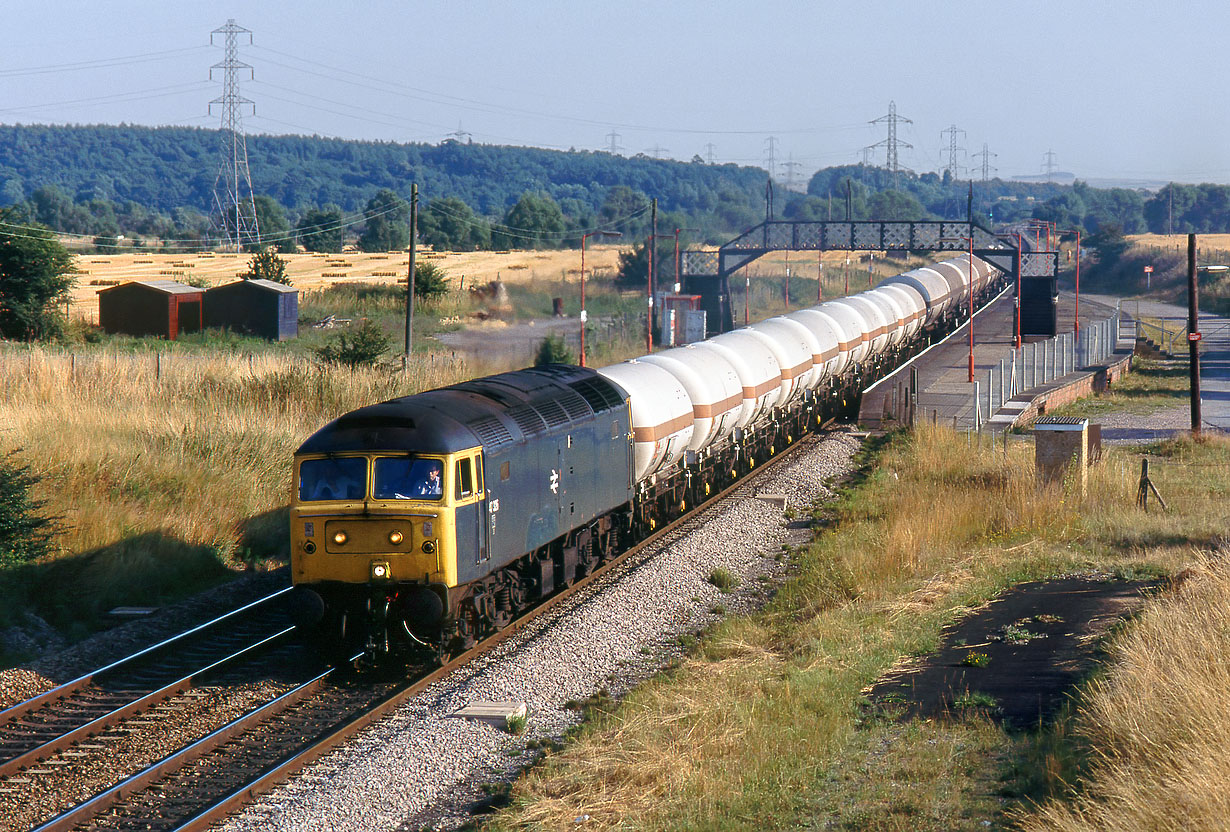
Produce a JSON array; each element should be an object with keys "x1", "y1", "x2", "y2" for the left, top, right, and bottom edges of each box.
[
  {"x1": 209, "y1": 19, "x2": 260, "y2": 252},
  {"x1": 647, "y1": 198, "x2": 657, "y2": 352},
  {"x1": 1188, "y1": 233, "x2": 1202, "y2": 434},
  {"x1": 404, "y1": 183, "x2": 418, "y2": 367}
]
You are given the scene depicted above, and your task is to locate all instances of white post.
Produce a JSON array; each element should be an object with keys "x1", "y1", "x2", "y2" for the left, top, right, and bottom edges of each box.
[
  {"x1": 973, "y1": 380, "x2": 981, "y2": 430},
  {"x1": 987, "y1": 368, "x2": 994, "y2": 417}
]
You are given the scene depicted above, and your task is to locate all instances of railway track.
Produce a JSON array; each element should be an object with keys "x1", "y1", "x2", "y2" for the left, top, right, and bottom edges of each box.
[{"x1": 9, "y1": 430, "x2": 821, "y2": 832}]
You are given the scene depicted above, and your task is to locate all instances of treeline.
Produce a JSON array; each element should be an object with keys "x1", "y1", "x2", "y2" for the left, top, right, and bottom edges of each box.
[
  {"x1": 0, "y1": 124, "x2": 767, "y2": 247},
  {"x1": 5, "y1": 125, "x2": 1230, "y2": 251}
]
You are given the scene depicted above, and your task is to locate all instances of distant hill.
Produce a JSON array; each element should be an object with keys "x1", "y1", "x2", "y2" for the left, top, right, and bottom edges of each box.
[{"x1": 0, "y1": 123, "x2": 767, "y2": 219}]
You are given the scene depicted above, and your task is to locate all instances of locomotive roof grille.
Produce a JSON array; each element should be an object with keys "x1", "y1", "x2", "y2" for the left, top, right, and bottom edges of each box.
[
  {"x1": 557, "y1": 390, "x2": 593, "y2": 422},
  {"x1": 570, "y1": 377, "x2": 625, "y2": 412},
  {"x1": 508, "y1": 405, "x2": 547, "y2": 437},
  {"x1": 466, "y1": 415, "x2": 515, "y2": 449},
  {"x1": 535, "y1": 398, "x2": 571, "y2": 429}
]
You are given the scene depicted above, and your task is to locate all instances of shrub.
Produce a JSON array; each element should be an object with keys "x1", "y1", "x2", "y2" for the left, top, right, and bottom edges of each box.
[
  {"x1": 0, "y1": 452, "x2": 56, "y2": 568},
  {"x1": 314, "y1": 319, "x2": 392, "y2": 368},
  {"x1": 534, "y1": 334, "x2": 575, "y2": 366},
  {"x1": 411, "y1": 261, "x2": 450, "y2": 301}
]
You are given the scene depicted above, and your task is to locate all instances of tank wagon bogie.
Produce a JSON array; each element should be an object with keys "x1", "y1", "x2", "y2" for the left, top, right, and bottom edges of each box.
[{"x1": 289, "y1": 255, "x2": 1005, "y2": 664}]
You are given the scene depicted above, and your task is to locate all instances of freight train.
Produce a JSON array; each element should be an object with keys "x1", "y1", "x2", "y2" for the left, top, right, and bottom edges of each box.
[{"x1": 289, "y1": 255, "x2": 1000, "y2": 661}]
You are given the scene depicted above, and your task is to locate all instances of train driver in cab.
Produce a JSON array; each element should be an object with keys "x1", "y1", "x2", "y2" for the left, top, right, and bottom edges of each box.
[{"x1": 417, "y1": 462, "x2": 443, "y2": 497}]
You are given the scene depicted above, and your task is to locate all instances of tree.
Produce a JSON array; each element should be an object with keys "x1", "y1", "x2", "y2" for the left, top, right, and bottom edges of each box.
[
  {"x1": 0, "y1": 451, "x2": 55, "y2": 568},
  {"x1": 296, "y1": 204, "x2": 345, "y2": 252},
  {"x1": 252, "y1": 195, "x2": 294, "y2": 252},
  {"x1": 598, "y1": 186, "x2": 650, "y2": 239},
  {"x1": 615, "y1": 242, "x2": 673, "y2": 287},
  {"x1": 535, "y1": 334, "x2": 575, "y2": 366},
  {"x1": 419, "y1": 196, "x2": 491, "y2": 251},
  {"x1": 411, "y1": 261, "x2": 450, "y2": 302},
  {"x1": 358, "y1": 188, "x2": 410, "y2": 253},
  {"x1": 314, "y1": 319, "x2": 391, "y2": 367},
  {"x1": 866, "y1": 189, "x2": 928, "y2": 221},
  {"x1": 0, "y1": 212, "x2": 76, "y2": 341},
  {"x1": 241, "y1": 247, "x2": 292, "y2": 284},
  {"x1": 493, "y1": 192, "x2": 566, "y2": 249}
]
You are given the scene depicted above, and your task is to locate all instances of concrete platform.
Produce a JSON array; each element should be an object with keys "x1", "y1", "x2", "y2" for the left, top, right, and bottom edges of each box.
[{"x1": 860, "y1": 288, "x2": 1128, "y2": 432}]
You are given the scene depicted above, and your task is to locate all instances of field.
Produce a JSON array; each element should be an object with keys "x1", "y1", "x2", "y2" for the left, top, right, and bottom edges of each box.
[{"x1": 65, "y1": 246, "x2": 909, "y2": 324}]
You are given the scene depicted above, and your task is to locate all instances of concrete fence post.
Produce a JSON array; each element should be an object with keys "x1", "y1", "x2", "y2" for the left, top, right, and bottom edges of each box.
[{"x1": 973, "y1": 380, "x2": 981, "y2": 430}]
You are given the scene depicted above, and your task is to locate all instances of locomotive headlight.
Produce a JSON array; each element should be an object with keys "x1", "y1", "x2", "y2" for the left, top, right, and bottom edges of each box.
[
  {"x1": 332, "y1": 531, "x2": 348, "y2": 546},
  {"x1": 370, "y1": 561, "x2": 390, "y2": 580},
  {"x1": 388, "y1": 530, "x2": 404, "y2": 546}
]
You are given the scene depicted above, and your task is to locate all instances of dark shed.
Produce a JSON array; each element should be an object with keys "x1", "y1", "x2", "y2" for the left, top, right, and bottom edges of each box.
[
  {"x1": 98, "y1": 280, "x2": 203, "y2": 340},
  {"x1": 204, "y1": 279, "x2": 299, "y2": 341}
]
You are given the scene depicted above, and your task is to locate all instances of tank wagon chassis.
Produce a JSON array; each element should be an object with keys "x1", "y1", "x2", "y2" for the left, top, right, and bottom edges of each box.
[{"x1": 290, "y1": 257, "x2": 1007, "y2": 667}]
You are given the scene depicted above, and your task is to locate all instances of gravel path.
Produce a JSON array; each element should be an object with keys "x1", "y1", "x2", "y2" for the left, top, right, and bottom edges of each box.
[{"x1": 216, "y1": 429, "x2": 863, "y2": 832}]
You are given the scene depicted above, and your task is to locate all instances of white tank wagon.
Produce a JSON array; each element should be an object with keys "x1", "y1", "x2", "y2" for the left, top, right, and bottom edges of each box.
[
  {"x1": 597, "y1": 360, "x2": 693, "y2": 483},
  {"x1": 931, "y1": 260, "x2": 971, "y2": 308},
  {"x1": 744, "y1": 317, "x2": 822, "y2": 404},
  {"x1": 692, "y1": 334, "x2": 781, "y2": 429},
  {"x1": 783, "y1": 307, "x2": 846, "y2": 382},
  {"x1": 862, "y1": 287, "x2": 910, "y2": 348},
  {"x1": 815, "y1": 299, "x2": 872, "y2": 365},
  {"x1": 875, "y1": 283, "x2": 927, "y2": 341},
  {"x1": 833, "y1": 294, "x2": 892, "y2": 359},
  {"x1": 880, "y1": 267, "x2": 952, "y2": 326},
  {"x1": 639, "y1": 347, "x2": 744, "y2": 454}
]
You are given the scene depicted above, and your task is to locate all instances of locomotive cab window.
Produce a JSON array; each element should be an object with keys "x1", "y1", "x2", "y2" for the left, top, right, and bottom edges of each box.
[
  {"x1": 455, "y1": 458, "x2": 474, "y2": 500},
  {"x1": 299, "y1": 457, "x2": 367, "y2": 502},
  {"x1": 372, "y1": 456, "x2": 444, "y2": 501}
]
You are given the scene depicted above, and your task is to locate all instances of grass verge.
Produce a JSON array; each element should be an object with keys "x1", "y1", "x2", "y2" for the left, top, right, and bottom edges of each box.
[
  {"x1": 1044, "y1": 356, "x2": 1189, "y2": 419},
  {"x1": 0, "y1": 346, "x2": 469, "y2": 660},
  {"x1": 484, "y1": 426, "x2": 1227, "y2": 831}
]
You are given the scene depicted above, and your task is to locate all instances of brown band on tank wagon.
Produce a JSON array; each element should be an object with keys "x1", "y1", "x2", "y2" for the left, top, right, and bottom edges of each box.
[
  {"x1": 740, "y1": 378, "x2": 782, "y2": 400},
  {"x1": 812, "y1": 346, "x2": 840, "y2": 363},
  {"x1": 692, "y1": 391, "x2": 744, "y2": 418},
  {"x1": 779, "y1": 358, "x2": 814, "y2": 381},
  {"x1": 631, "y1": 412, "x2": 695, "y2": 442}
]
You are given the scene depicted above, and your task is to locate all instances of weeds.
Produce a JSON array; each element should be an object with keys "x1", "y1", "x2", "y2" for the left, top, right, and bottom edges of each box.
[{"x1": 707, "y1": 567, "x2": 740, "y2": 593}]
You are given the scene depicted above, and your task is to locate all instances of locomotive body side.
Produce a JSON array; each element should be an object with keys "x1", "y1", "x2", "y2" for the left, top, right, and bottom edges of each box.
[{"x1": 290, "y1": 365, "x2": 633, "y2": 656}]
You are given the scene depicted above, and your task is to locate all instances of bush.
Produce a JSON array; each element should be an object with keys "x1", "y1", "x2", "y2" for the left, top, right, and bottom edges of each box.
[
  {"x1": 535, "y1": 334, "x2": 575, "y2": 366},
  {"x1": 0, "y1": 452, "x2": 56, "y2": 568},
  {"x1": 314, "y1": 319, "x2": 392, "y2": 368},
  {"x1": 411, "y1": 261, "x2": 450, "y2": 302},
  {"x1": 241, "y1": 247, "x2": 292, "y2": 285}
]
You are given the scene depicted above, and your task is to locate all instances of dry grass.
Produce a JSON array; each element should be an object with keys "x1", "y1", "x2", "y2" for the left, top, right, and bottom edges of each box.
[
  {"x1": 0, "y1": 345, "x2": 468, "y2": 639},
  {"x1": 489, "y1": 427, "x2": 1226, "y2": 831},
  {"x1": 1017, "y1": 556, "x2": 1230, "y2": 832}
]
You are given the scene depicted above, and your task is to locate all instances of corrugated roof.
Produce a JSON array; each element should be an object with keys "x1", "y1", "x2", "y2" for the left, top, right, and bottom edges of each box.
[{"x1": 98, "y1": 279, "x2": 203, "y2": 295}]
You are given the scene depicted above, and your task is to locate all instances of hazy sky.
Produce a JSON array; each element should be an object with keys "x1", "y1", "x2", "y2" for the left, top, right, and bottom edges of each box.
[{"x1": 2, "y1": 0, "x2": 1225, "y2": 184}]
